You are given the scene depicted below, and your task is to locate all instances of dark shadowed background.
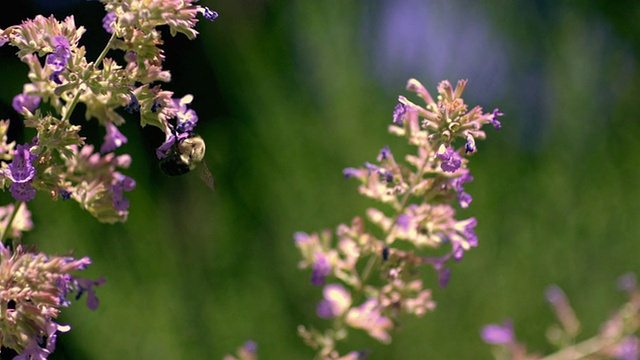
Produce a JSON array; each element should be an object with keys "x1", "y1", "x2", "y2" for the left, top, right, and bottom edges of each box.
[{"x1": 2, "y1": 1, "x2": 640, "y2": 359}]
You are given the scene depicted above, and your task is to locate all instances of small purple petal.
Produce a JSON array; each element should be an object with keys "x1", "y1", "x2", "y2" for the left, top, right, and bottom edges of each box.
[
  {"x1": 111, "y1": 175, "x2": 135, "y2": 211},
  {"x1": 481, "y1": 321, "x2": 514, "y2": 344},
  {"x1": 45, "y1": 36, "x2": 71, "y2": 83},
  {"x1": 465, "y1": 135, "x2": 476, "y2": 153},
  {"x1": 343, "y1": 167, "x2": 362, "y2": 179},
  {"x1": 75, "y1": 276, "x2": 106, "y2": 311},
  {"x1": 241, "y1": 340, "x2": 257, "y2": 354},
  {"x1": 6, "y1": 144, "x2": 36, "y2": 183},
  {"x1": 377, "y1": 146, "x2": 391, "y2": 161},
  {"x1": 491, "y1": 108, "x2": 503, "y2": 130},
  {"x1": 202, "y1": 7, "x2": 219, "y2": 21},
  {"x1": 311, "y1": 254, "x2": 331, "y2": 286},
  {"x1": 437, "y1": 147, "x2": 462, "y2": 173},
  {"x1": 102, "y1": 12, "x2": 116, "y2": 33},
  {"x1": 156, "y1": 135, "x2": 176, "y2": 159},
  {"x1": 176, "y1": 119, "x2": 197, "y2": 134},
  {"x1": 12, "y1": 93, "x2": 41, "y2": 113},
  {"x1": 100, "y1": 122, "x2": 128, "y2": 153},
  {"x1": 10, "y1": 182, "x2": 36, "y2": 202},
  {"x1": 458, "y1": 192, "x2": 472, "y2": 209},
  {"x1": 463, "y1": 218, "x2": 478, "y2": 247},
  {"x1": 392, "y1": 103, "x2": 406, "y2": 125}
]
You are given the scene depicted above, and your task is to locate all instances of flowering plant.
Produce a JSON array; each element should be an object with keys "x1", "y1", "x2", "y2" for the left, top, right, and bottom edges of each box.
[
  {"x1": 0, "y1": 1, "x2": 216, "y2": 358},
  {"x1": 294, "y1": 78, "x2": 502, "y2": 359}
]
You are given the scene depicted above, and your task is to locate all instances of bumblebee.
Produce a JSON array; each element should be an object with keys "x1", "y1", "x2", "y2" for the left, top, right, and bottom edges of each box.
[{"x1": 159, "y1": 133, "x2": 215, "y2": 190}]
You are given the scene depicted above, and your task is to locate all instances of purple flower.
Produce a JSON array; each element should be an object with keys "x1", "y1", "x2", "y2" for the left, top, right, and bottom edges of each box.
[
  {"x1": 393, "y1": 103, "x2": 406, "y2": 125},
  {"x1": 111, "y1": 174, "x2": 136, "y2": 211},
  {"x1": 173, "y1": 94, "x2": 199, "y2": 126},
  {"x1": 437, "y1": 146, "x2": 462, "y2": 173},
  {"x1": 491, "y1": 108, "x2": 503, "y2": 130},
  {"x1": 101, "y1": 122, "x2": 128, "y2": 153},
  {"x1": 464, "y1": 134, "x2": 476, "y2": 153},
  {"x1": 202, "y1": 7, "x2": 219, "y2": 21},
  {"x1": 423, "y1": 255, "x2": 452, "y2": 288},
  {"x1": 45, "y1": 36, "x2": 71, "y2": 84},
  {"x1": 451, "y1": 170, "x2": 474, "y2": 208},
  {"x1": 74, "y1": 276, "x2": 106, "y2": 311},
  {"x1": 6, "y1": 144, "x2": 37, "y2": 202},
  {"x1": 102, "y1": 12, "x2": 116, "y2": 33},
  {"x1": 156, "y1": 134, "x2": 177, "y2": 159},
  {"x1": 12, "y1": 93, "x2": 41, "y2": 113},
  {"x1": 377, "y1": 146, "x2": 391, "y2": 161},
  {"x1": 462, "y1": 217, "x2": 478, "y2": 247},
  {"x1": 7, "y1": 144, "x2": 36, "y2": 183},
  {"x1": 311, "y1": 253, "x2": 331, "y2": 286},
  {"x1": 481, "y1": 320, "x2": 514, "y2": 344},
  {"x1": 10, "y1": 183, "x2": 37, "y2": 202},
  {"x1": 124, "y1": 93, "x2": 140, "y2": 114},
  {"x1": 343, "y1": 167, "x2": 365, "y2": 179},
  {"x1": 242, "y1": 340, "x2": 257, "y2": 353}
]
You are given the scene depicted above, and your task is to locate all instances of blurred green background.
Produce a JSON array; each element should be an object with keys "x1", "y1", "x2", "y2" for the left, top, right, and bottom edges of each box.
[{"x1": 2, "y1": 0, "x2": 640, "y2": 359}]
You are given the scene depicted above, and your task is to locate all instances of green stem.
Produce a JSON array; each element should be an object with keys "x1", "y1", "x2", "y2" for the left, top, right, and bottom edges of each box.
[
  {"x1": 356, "y1": 148, "x2": 431, "y2": 293},
  {"x1": 539, "y1": 336, "x2": 613, "y2": 360},
  {"x1": 326, "y1": 144, "x2": 433, "y2": 356},
  {"x1": 1, "y1": 200, "x2": 23, "y2": 245},
  {"x1": 95, "y1": 32, "x2": 118, "y2": 68},
  {"x1": 61, "y1": 32, "x2": 118, "y2": 122}
]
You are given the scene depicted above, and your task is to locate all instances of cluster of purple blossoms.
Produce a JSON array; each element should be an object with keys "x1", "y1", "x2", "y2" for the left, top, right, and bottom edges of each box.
[
  {"x1": 296, "y1": 79, "x2": 502, "y2": 358},
  {"x1": 0, "y1": 242, "x2": 104, "y2": 357},
  {"x1": 0, "y1": 1, "x2": 217, "y2": 358},
  {"x1": 0, "y1": 1, "x2": 217, "y2": 223}
]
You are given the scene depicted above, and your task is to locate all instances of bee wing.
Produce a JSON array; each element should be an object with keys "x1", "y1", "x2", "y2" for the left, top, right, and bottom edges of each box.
[{"x1": 199, "y1": 161, "x2": 216, "y2": 191}]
